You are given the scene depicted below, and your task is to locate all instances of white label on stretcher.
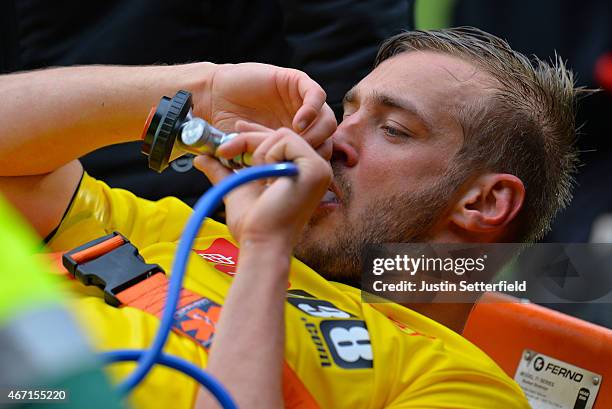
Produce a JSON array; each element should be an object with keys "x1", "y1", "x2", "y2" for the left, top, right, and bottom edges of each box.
[{"x1": 514, "y1": 350, "x2": 602, "y2": 409}]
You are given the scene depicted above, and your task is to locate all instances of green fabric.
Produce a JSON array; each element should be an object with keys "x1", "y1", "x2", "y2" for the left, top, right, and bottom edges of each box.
[
  {"x1": 415, "y1": 0, "x2": 456, "y2": 30},
  {"x1": 19, "y1": 368, "x2": 126, "y2": 409},
  {"x1": 0, "y1": 194, "x2": 62, "y2": 323},
  {"x1": 0, "y1": 195, "x2": 125, "y2": 408}
]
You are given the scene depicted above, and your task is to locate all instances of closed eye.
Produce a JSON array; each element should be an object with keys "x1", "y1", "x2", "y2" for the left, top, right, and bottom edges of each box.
[{"x1": 381, "y1": 125, "x2": 410, "y2": 138}]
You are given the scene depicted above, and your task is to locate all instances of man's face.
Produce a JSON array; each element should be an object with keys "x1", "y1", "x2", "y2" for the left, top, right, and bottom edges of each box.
[{"x1": 295, "y1": 51, "x2": 494, "y2": 284}]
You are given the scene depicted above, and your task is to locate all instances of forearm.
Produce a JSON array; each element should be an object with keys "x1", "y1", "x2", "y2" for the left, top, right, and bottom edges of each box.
[
  {"x1": 0, "y1": 63, "x2": 215, "y2": 176},
  {"x1": 198, "y1": 239, "x2": 291, "y2": 409}
]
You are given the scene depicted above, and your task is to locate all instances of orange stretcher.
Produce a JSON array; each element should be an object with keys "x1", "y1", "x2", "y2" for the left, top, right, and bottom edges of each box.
[{"x1": 465, "y1": 292, "x2": 612, "y2": 408}]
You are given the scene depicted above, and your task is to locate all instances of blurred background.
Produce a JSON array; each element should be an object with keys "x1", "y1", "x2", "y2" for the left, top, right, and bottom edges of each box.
[
  {"x1": 0, "y1": 0, "x2": 414, "y2": 206},
  {"x1": 0, "y1": 0, "x2": 610, "y2": 328}
]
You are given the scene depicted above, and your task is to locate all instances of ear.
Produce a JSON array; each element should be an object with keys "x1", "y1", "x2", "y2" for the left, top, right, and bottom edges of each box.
[{"x1": 450, "y1": 173, "x2": 525, "y2": 235}]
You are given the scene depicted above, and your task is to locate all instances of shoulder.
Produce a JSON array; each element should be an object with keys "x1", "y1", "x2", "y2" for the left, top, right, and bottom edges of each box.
[{"x1": 362, "y1": 301, "x2": 529, "y2": 407}]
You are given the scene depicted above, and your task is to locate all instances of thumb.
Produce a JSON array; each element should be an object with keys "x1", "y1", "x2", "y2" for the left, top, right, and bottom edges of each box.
[
  {"x1": 193, "y1": 155, "x2": 232, "y2": 185},
  {"x1": 193, "y1": 154, "x2": 265, "y2": 223}
]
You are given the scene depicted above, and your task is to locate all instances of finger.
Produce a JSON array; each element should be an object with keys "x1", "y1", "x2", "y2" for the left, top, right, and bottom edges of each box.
[
  {"x1": 193, "y1": 155, "x2": 233, "y2": 185},
  {"x1": 194, "y1": 154, "x2": 264, "y2": 217},
  {"x1": 216, "y1": 131, "x2": 269, "y2": 159},
  {"x1": 263, "y1": 131, "x2": 332, "y2": 197},
  {"x1": 300, "y1": 103, "x2": 337, "y2": 150},
  {"x1": 262, "y1": 128, "x2": 315, "y2": 164},
  {"x1": 293, "y1": 75, "x2": 327, "y2": 133},
  {"x1": 251, "y1": 130, "x2": 286, "y2": 166},
  {"x1": 235, "y1": 120, "x2": 273, "y2": 133},
  {"x1": 315, "y1": 139, "x2": 333, "y2": 161},
  {"x1": 259, "y1": 132, "x2": 304, "y2": 186}
]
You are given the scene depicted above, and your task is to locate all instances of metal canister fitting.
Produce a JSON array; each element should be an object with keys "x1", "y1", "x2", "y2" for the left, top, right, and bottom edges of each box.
[{"x1": 141, "y1": 90, "x2": 250, "y2": 172}]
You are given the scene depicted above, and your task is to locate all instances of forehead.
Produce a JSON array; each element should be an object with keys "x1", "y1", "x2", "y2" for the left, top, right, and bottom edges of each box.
[{"x1": 355, "y1": 51, "x2": 494, "y2": 131}]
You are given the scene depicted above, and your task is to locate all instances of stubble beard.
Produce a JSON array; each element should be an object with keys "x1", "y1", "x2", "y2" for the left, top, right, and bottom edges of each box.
[{"x1": 294, "y1": 165, "x2": 467, "y2": 287}]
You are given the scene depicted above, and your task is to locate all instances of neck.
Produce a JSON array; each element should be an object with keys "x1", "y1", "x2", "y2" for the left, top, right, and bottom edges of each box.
[{"x1": 402, "y1": 302, "x2": 474, "y2": 334}]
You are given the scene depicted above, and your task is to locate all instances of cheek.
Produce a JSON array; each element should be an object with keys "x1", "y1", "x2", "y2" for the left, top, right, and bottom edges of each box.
[
  {"x1": 345, "y1": 150, "x2": 403, "y2": 217},
  {"x1": 351, "y1": 146, "x2": 418, "y2": 192},
  {"x1": 353, "y1": 153, "x2": 393, "y2": 190},
  {"x1": 349, "y1": 143, "x2": 452, "y2": 211}
]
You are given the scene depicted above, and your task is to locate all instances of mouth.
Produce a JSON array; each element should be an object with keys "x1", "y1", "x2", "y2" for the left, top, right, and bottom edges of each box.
[
  {"x1": 320, "y1": 190, "x2": 339, "y2": 204},
  {"x1": 318, "y1": 181, "x2": 342, "y2": 209}
]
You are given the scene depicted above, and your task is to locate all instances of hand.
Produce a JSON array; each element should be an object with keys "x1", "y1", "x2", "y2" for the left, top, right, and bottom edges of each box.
[
  {"x1": 196, "y1": 63, "x2": 336, "y2": 160},
  {"x1": 194, "y1": 122, "x2": 332, "y2": 249}
]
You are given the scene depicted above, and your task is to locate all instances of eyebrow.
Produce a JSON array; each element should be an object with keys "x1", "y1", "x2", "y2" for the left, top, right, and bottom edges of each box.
[{"x1": 343, "y1": 87, "x2": 432, "y2": 132}]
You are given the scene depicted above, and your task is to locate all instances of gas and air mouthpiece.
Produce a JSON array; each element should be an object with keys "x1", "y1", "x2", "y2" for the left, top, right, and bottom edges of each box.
[{"x1": 141, "y1": 90, "x2": 251, "y2": 173}]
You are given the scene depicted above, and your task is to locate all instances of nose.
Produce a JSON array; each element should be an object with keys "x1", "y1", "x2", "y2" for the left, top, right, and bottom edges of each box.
[{"x1": 331, "y1": 122, "x2": 359, "y2": 168}]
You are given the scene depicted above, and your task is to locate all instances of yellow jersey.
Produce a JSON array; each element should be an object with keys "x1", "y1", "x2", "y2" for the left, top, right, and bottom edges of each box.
[{"x1": 48, "y1": 173, "x2": 530, "y2": 409}]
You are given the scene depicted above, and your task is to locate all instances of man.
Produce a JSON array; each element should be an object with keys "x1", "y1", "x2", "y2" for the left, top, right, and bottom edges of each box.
[{"x1": 0, "y1": 28, "x2": 579, "y2": 408}]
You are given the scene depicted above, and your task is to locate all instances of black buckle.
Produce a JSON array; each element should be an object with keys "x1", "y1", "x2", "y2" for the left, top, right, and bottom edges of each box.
[{"x1": 62, "y1": 232, "x2": 164, "y2": 307}]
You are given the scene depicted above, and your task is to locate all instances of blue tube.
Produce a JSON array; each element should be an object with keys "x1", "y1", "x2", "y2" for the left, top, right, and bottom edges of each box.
[
  {"x1": 102, "y1": 350, "x2": 238, "y2": 409},
  {"x1": 111, "y1": 163, "x2": 298, "y2": 405}
]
